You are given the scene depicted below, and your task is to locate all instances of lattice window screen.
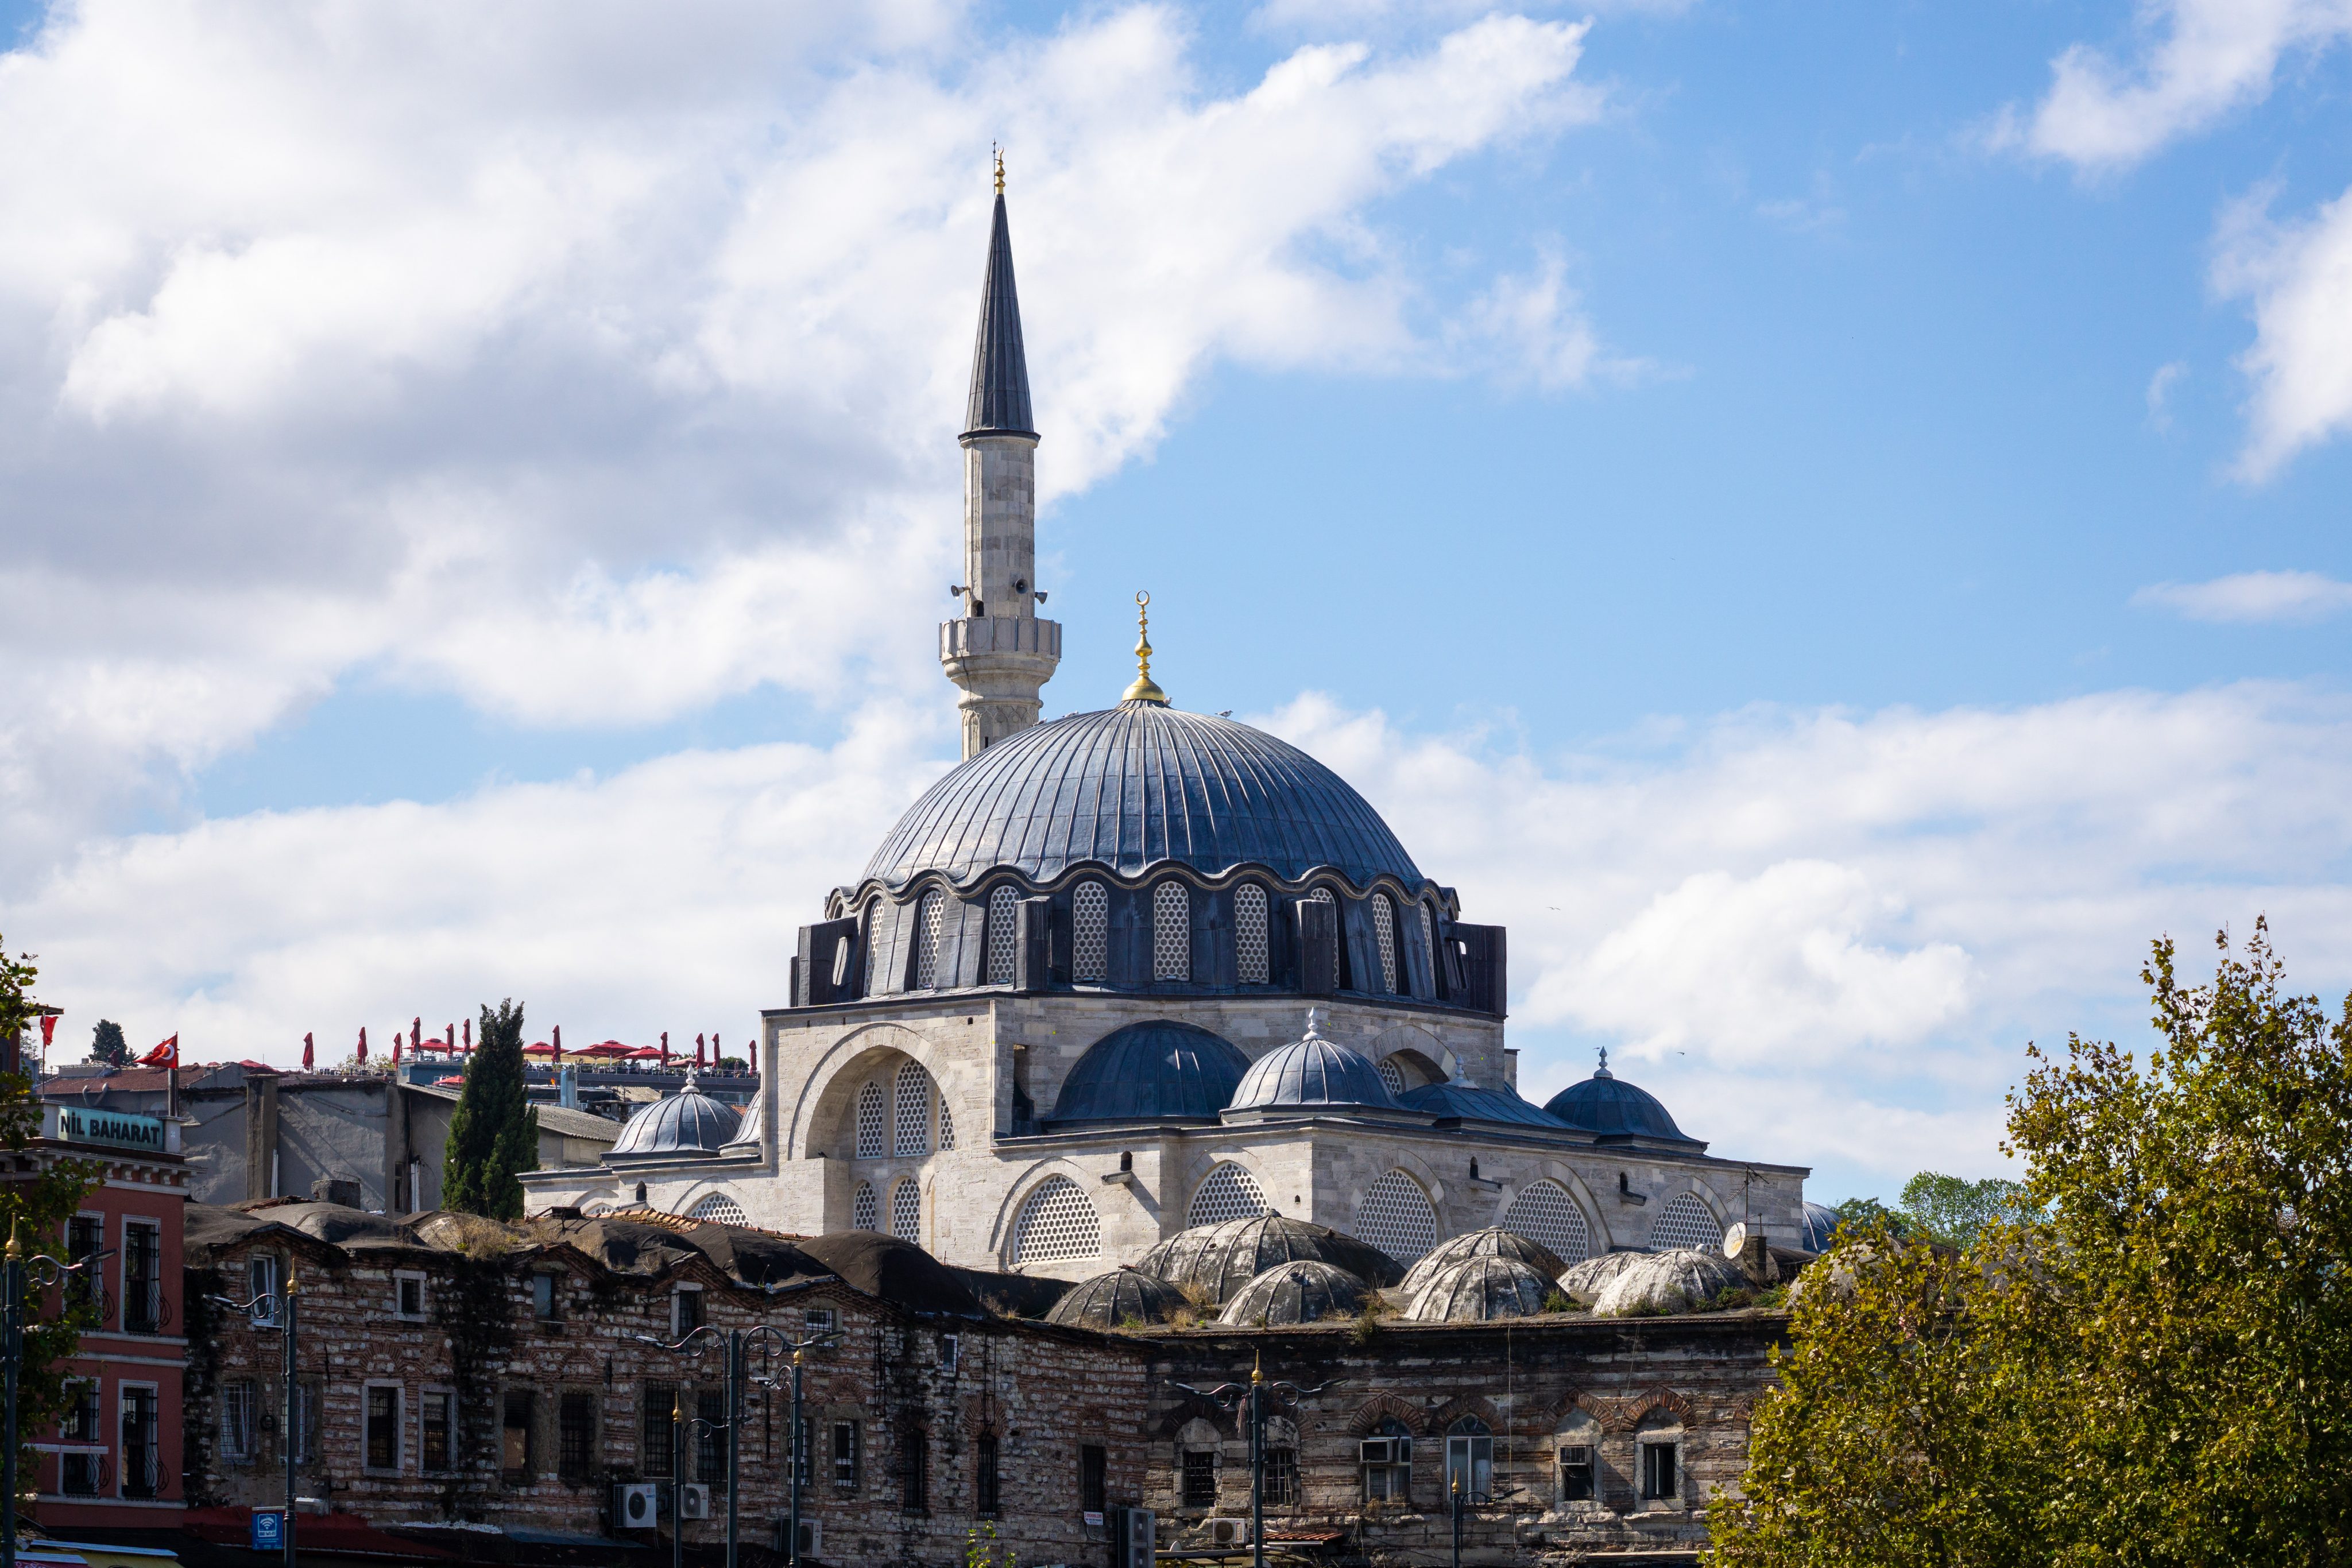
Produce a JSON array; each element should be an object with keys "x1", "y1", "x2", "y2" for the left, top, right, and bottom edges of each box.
[
  {"x1": 893, "y1": 1063, "x2": 933, "y2": 1157},
  {"x1": 864, "y1": 901, "x2": 885, "y2": 993},
  {"x1": 1653, "y1": 1193, "x2": 1720, "y2": 1253},
  {"x1": 1235, "y1": 885, "x2": 1270, "y2": 984},
  {"x1": 987, "y1": 886, "x2": 1020, "y2": 985},
  {"x1": 936, "y1": 1095, "x2": 955, "y2": 1151},
  {"x1": 688, "y1": 1195, "x2": 748, "y2": 1226},
  {"x1": 889, "y1": 1179, "x2": 922, "y2": 1243},
  {"x1": 1352, "y1": 1171, "x2": 1440, "y2": 1265},
  {"x1": 852, "y1": 1183, "x2": 877, "y2": 1232},
  {"x1": 1377, "y1": 1058, "x2": 1407, "y2": 1098},
  {"x1": 1187, "y1": 1163, "x2": 1270, "y2": 1226},
  {"x1": 1152, "y1": 882, "x2": 1190, "y2": 980},
  {"x1": 1011, "y1": 1176, "x2": 1102, "y2": 1265},
  {"x1": 1419, "y1": 902, "x2": 1437, "y2": 991},
  {"x1": 912, "y1": 892, "x2": 946, "y2": 989},
  {"x1": 854, "y1": 1082, "x2": 885, "y2": 1158},
  {"x1": 1073, "y1": 882, "x2": 1109, "y2": 981},
  {"x1": 1372, "y1": 896, "x2": 1398, "y2": 992},
  {"x1": 1500, "y1": 1180, "x2": 1591, "y2": 1263}
]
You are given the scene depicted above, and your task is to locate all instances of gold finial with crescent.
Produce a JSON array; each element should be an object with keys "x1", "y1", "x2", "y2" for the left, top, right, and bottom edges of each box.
[{"x1": 1123, "y1": 590, "x2": 1167, "y2": 704}]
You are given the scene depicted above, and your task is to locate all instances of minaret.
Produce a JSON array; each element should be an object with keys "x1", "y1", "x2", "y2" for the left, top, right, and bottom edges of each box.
[{"x1": 940, "y1": 153, "x2": 1062, "y2": 758}]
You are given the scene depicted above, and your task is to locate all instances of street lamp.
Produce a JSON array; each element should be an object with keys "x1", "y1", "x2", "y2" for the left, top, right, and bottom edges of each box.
[
  {"x1": 207, "y1": 1271, "x2": 299, "y2": 1568},
  {"x1": 1173, "y1": 1352, "x2": 1342, "y2": 1568},
  {"x1": 2, "y1": 1221, "x2": 113, "y2": 1568},
  {"x1": 635, "y1": 1319, "x2": 840, "y2": 1568}
]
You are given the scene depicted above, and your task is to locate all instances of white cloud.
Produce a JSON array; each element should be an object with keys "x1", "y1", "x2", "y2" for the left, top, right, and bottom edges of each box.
[
  {"x1": 0, "y1": 2, "x2": 1601, "y2": 874},
  {"x1": 2146, "y1": 359, "x2": 2187, "y2": 428},
  {"x1": 2212, "y1": 181, "x2": 2352, "y2": 477},
  {"x1": 2134, "y1": 570, "x2": 2352, "y2": 623},
  {"x1": 2013, "y1": 0, "x2": 2352, "y2": 171}
]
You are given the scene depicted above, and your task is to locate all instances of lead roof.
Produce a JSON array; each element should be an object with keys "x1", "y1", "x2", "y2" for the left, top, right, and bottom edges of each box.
[{"x1": 964, "y1": 192, "x2": 1035, "y2": 439}]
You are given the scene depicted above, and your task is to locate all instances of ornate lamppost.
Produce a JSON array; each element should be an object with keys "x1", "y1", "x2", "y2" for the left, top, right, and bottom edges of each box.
[
  {"x1": 636, "y1": 1318, "x2": 840, "y2": 1568},
  {"x1": 1173, "y1": 1353, "x2": 1341, "y2": 1568},
  {"x1": 207, "y1": 1270, "x2": 299, "y2": 1568},
  {"x1": 2, "y1": 1221, "x2": 114, "y2": 1568}
]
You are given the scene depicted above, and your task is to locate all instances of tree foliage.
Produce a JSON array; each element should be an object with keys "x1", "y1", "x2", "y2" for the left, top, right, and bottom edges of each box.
[
  {"x1": 0, "y1": 934, "x2": 101, "y2": 1438},
  {"x1": 1709, "y1": 920, "x2": 2352, "y2": 1566},
  {"x1": 1896, "y1": 1171, "x2": 2030, "y2": 1248},
  {"x1": 442, "y1": 1000, "x2": 539, "y2": 1221},
  {"x1": 87, "y1": 1019, "x2": 129, "y2": 1068}
]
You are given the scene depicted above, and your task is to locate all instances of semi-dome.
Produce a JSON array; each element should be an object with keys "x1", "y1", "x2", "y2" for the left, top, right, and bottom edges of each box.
[
  {"x1": 1045, "y1": 1267, "x2": 1190, "y2": 1330},
  {"x1": 1047, "y1": 1020, "x2": 1251, "y2": 1126},
  {"x1": 1228, "y1": 1012, "x2": 1398, "y2": 1115},
  {"x1": 609, "y1": 1077, "x2": 742, "y2": 1160},
  {"x1": 1403, "y1": 1255, "x2": 1554, "y2": 1323},
  {"x1": 1798, "y1": 1200, "x2": 1840, "y2": 1254},
  {"x1": 1217, "y1": 1260, "x2": 1367, "y2": 1327},
  {"x1": 1542, "y1": 1052, "x2": 1701, "y2": 1148},
  {"x1": 860, "y1": 702, "x2": 1425, "y2": 892},
  {"x1": 1398, "y1": 1226, "x2": 1573, "y2": 1299},
  {"x1": 1137, "y1": 1214, "x2": 1403, "y2": 1304},
  {"x1": 721, "y1": 1091, "x2": 767, "y2": 1154},
  {"x1": 1395, "y1": 1081, "x2": 1566, "y2": 1132}
]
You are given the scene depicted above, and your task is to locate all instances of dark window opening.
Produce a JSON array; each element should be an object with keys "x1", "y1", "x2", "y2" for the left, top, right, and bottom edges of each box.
[
  {"x1": 1263, "y1": 1447, "x2": 1298, "y2": 1508},
  {"x1": 559, "y1": 1392, "x2": 597, "y2": 1481},
  {"x1": 366, "y1": 1386, "x2": 399, "y2": 1471},
  {"x1": 1080, "y1": 1443, "x2": 1107, "y2": 1515},
  {"x1": 61, "y1": 1382, "x2": 100, "y2": 1495},
  {"x1": 398, "y1": 1276, "x2": 425, "y2": 1318},
  {"x1": 533, "y1": 1273, "x2": 560, "y2": 1322},
  {"x1": 696, "y1": 1389, "x2": 726, "y2": 1486},
  {"x1": 123, "y1": 1224, "x2": 161, "y2": 1335},
  {"x1": 831, "y1": 1420, "x2": 859, "y2": 1491},
  {"x1": 976, "y1": 1433, "x2": 1000, "y2": 1516},
  {"x1": 422, "y1": 1392, "x2": 454, "y2": 1474},
  {"x1": 1559, "y1": 1444, "x2": 1595, "y2": 1502},
  {"x1": 1639, "y1": 1441, "x2": 1677, "y2": 1501},
  {"x1": 674, "y1": 1288, "x2": 704, "y2": 1334},
  {"x1": 65, "y1": 1218, "x2": 100, "y2": 1311},
  {"x1": 121, "y1": 1387, "x2": 158, "y2": 1498},
  {"x1": 502, "y1": 1389, "x2": 535, "y2": 1484},
  {"x1": 641, "y1": 1385, "x2": 676, "y2": 1477},
  {"x1": 1181, "y1": 1450, "x2": 1217, "y2": 1507},
  {"x1": 901, "y1": 1427, "x2": 929, "y2": 1512}
]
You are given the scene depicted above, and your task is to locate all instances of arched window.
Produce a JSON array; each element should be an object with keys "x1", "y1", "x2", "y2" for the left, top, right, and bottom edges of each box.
[
  {"x1": 1376, "y1": 1058, "x2": 1407, "y2": 1098},
  {"x1": 1653, "y1": 1192, "x2": 1719, "y2": 1252},
  {"x1": 889, "y1": 1178, "x2": 922, "y2": 1244},
  {"x1": 937, "y1": 1095, "x2": 955, "y2": 1151},
  {"x1": 863, "y1": 899, "x2": 885, "y2": 993},
  {"x1": 911, "y1": 891, "x2": 946, "y2": 989},
  {"x1": 893, "y1": 1062, "x2": 933, "y2": 1156},
  {"x1": 854, "y1": 1081, "x2": 885, "y2": 1158},
  {"x1": 1010, "y1": 1175, "x2": 1101, "y2": 1266},
  {"x1": 1361, "y1": 1417, "x2": 1413, "y2": 1502},
  {"x1": 688, "y1": 1194, "x2": 746, "y2": 1226},
  {"x1": 852, "y1": 1182, "x2": 877, "y2": 1232},
  {"x1": 1235, "y1": 884, "x2": 1270, "y2": 984},
  {"x1": 1352, "y1": 1171, "x2": 1440, "y2": 1265},
  {"x1": 1263, "y1": 1416, "x2": 1300, "y2": 1507},
  {"x1": 1188, "y1": 1163, "x2": 1270, "y2": 1227},
  {"x1": 1419, "y1": 901, "x2": 1437, "y2": 994},
  {"x1": 1153, "y1": 882, "x2": 1190, "y2": 980},
  {"x1": 1501, "y1": 1179, "x2": 1592, "y2": 1263},
  {"x1": 1372, "y1": 895, "x2": 1398, "y2": 993},
  {"x1": 987, "y1": 886, "x2": 1021, "y2": 985},
  {"x1": 1556, "y1": 1411, "x2": 1600, "y2": 1504},
  {"x1": 1073, "y1": 881, "x2": 1109, "y2": 982},
  {"x1": 1445, "y1": 1416, "x2": 1494, "y2": 1503}
]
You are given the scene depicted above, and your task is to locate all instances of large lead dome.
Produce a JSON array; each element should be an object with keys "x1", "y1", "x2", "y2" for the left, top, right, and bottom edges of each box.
[{"x1": 860, "y1": 701, "x2": 1425, "y2": 891}]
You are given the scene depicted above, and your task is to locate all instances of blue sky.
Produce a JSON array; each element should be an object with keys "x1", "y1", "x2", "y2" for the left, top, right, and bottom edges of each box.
[{"x1": 6, "y1": 0, "x2": 2352, "y2": 1204}]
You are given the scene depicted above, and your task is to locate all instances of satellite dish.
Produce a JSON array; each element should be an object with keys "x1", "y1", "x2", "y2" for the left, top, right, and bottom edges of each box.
[{"x1": 1721, "y1": 1222, "x2": 1749, "y2": 1259}]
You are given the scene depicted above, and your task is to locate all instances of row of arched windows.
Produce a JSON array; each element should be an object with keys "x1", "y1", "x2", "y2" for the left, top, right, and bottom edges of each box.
[
  {"x1": 853, "y1": 1061, "x2": 953, "y2": 1160},
  {"x1": 850, "y1": 1175, "x2": 927, "y2": 1245}
]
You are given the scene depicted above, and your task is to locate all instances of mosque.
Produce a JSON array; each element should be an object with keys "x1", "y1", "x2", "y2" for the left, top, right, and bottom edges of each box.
[{"x1": 520, "y1": 175, "x2": 1812, "y2": 1281}]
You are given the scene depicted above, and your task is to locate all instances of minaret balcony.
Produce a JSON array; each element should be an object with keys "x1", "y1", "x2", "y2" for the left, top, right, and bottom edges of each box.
[{"x1": 939, "y1": 615, "x2": 1062, "y2": 661}]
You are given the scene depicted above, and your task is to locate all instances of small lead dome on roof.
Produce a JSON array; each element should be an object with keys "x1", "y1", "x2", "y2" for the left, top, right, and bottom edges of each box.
[
  {"x1": 1228, "y1": 1011, "x2": 1399, "y2": 1115},
  {"x1": 609, "y1": 1071, "x2": 742, "y2": 1160},
  {"x1": 1542, "y1": 1049, "x2": 1703, "y2": 1149}
]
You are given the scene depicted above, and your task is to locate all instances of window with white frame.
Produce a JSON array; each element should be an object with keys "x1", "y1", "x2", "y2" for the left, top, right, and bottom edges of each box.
[
  {"x1": 220, "y1": 1380, "x2": 258, "y2": 1464},
  {"x1": 1152, "y1": 881, "x2": 1190, "y2": 980},
  {"x1": 852, "y1": 1182, "x2": 878, "y2": 1232},
  {"x1": 1639, "y1": 1437, "x2": 1678, "y2": 1501},
  {"x1": 394, "y1": 1271, "x2": 429, "y2": 1321},
  {"x1": 1556, "y1": 1413, "x2": 1600, "y2": 1503},
  {"x1": 1187, "y1": 1163, "x2": 1270, "y2": 1227},
  {"x1": 1372, "y1": 895, "x2": 1399, "y2": 992},
  {"x1": 1352, "y1": 1170, "x2": 1440, "y2": 1265},
  {"x1": 421, "y1": 1389, "x2": 456, "y2": 1473},
  {"x1": 1073, "y1": 881, "x2": 1109, "y2": 981},
  {"x1": 122, "y1": 1220, "x2": 161, "y2": 1335},
  {"x1": 804, "y1": 1307, "x2": 836, "y2": 1337},
  {"x1": 59, "y1": 1379, "x2": 100, "y2": 1495},
  {"x1": 247, "y1": 1254, "x2": 281, "y2": 1327},
  {"x1": 672, "y1": 1285, "x2": 705, "y2": 1336},
  {"x1": 854, "y1": 1081, "x2": 885, "y2": 1158},
  {"x1": 120, "y1": 1385, "x2": 159, "y2": 1498},
  {"x1": 1445, "y1": 1417, "x2": 1494, "y2": 1503},
  {"x1": 987, "y1": 886, "x2": 1020, "y2": 985},
  {"x1": 893, "y1": 1062, "x2": 934, "y2": 1156},
  {"x1": 1653, "y1": 1193, "x2": 1719, "y2": 1253},
  {"x1": 1502, "y1": 1179, "x2": 1593, "y2": 1264},
  {"x1": 1360, "y1": 1419, "x2": 1413, "y2": 1503},
  {"x1": 1235, "y1": 884, "x2": 1270, "y2": 983},
  {"x1": 1009, "y1": 1176, "x2": 1101, "y2": 1265},
  {"x1": 889, "y1": 1178, "x2": 921, "y2": 1244},
  {"x1": 911, "y1": 891, "x2": 946, "y2": 989}
]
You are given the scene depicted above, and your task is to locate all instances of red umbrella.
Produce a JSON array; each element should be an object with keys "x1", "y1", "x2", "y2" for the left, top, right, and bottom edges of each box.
[
  {"x1": 356, "y1": 1027, "x2": 368, "y2": 1064},
  {"x1": 303, "y1": 1032, "x2": 315, "y2": 1071},
  {"x1": 624, "y1": 1046, "x2": 664, "y2": 1060},
  {"x1": 576, "y1": 1041, "x2": 633, "y2": 1058},
  {"x1": 523, "y1": 1042, "x2": 560, "y2": 1057}
]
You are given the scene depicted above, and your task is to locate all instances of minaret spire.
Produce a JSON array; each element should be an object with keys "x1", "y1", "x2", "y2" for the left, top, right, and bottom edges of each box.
[{"x1": 940, "y1": 153, "x2": 1061, "y2": 758}]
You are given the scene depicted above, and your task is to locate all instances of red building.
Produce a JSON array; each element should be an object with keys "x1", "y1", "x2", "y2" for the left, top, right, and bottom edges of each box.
[{"x1": 25, "y1": 1094, "x2": 191, "y2": 1535}]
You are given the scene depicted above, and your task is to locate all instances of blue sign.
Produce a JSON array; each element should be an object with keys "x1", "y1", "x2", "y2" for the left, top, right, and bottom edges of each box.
[{"x1": 251, "y1": 1511, "x2": 284, "y2": 1552}]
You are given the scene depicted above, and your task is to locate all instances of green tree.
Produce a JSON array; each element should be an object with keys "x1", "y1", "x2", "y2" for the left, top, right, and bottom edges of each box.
[
  {"x1": 1709, "y1": 920, "x2": 2352, "y2": 1566},
  {"x1": 1897, "y1": 1171, "x2": 2030, "y2": 1248},
  {"x1": 87, "y1": 1019, "x2": 129, "y2": 1068},
  {"x1": 442, "y1": 1000, "x2": 539, "y2": 1220},
  {"x1": 1828, "y1": 1195, "x2": 1909, "y2": 1238}
]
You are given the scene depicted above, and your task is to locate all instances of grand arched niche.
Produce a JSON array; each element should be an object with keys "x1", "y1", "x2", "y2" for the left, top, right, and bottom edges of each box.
[
  {"x1": 1363, "y1": 1022, "x2": 1459, "y2": 1086},
  {"x1": 985, "y1": 1154, "x2": 1107, "y2": 1262},
  {"x1": 787, "y1": 1022, "x2": 944, "y2": 1160},
  {"x1": 1491, "y1": 1162, "x2": 1614, "y2": 1255}
]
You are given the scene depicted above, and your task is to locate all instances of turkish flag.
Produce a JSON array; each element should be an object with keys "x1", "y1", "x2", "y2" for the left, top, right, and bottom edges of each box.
[
  {"x1": 140, "y1": 1035, "x2": 177, "y2": 1067},
  {"x1": 38, "y1": 1016, "x2": 55, "y2": 1048},
  {"x1": 303, "y1": 1033, "x2": 315, "y2": 1071}
]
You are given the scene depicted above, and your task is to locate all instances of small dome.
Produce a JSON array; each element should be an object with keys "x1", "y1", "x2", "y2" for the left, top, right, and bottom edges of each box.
[
  {"x1": 1047, "y1": 1020, "x2": 1251, "y2": 1126},
  {"x1": 1590, "y1": 1248, "x2": 1746, "y2": 1318},
  {"x1": 1218, "y1": 1260, "x2": 1367, "y2": 1327},
  {"x1": 1137, "y1": 1215, "x2": 1403, "y2": 1304},
  {"x1": 610, "y1": 1077, "x2": 742, "y2": 1159},
  {"x1": 1557, "y1": 1251, "x2": 1643, "y2": 1307},
  {"x1": 1398, "y1": 1226, "x2": 1572, "y2": 1299},
  {"x1": 1395, "y1": 1082, "x2": 1564, "y2": 1132},
  {"x1": 1798, "y1": 1201, "x2": 1840, "y2": 1253},
  {"x1": 1228, "y1": 1012, "x2": 1397, "y2": 1114},
  {"x1": 1403, "y1": 1255, "x2": 1554, "y2": 1323},
  {"x1": 722, "y1": 1092, "x2": 767, "y2": 1153},
  {"x1": 1045, "y1": 1267, "x2": 1190, "y2": 1330},
  {"x1": 1543, "y1": 1053, "x2": 1699, "y2": 1147}
]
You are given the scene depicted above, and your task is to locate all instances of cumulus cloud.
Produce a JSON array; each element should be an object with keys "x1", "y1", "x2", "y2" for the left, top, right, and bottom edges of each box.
[
  {"x1": 0, "y1": 1, "x2": 1600, "y2": 874},
  {"x1": 2010, "y1": 0, "x2": 2352, "y2": 171},
  {"x1": 2134, "y1": 570, "x2": 2352, "y2": 623},
  {"x1": 2211, "y1": 181, "x2": 2352, "y2": 477}
]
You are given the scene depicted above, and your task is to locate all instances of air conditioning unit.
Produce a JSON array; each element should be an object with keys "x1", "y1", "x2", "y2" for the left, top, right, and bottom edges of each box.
[
  {"x1": 792, "y1": 1519, "x2": 821, "y2": 1559},
  {"x1": 679, "y1": 1483, "x2": 713, "y2": 1520},
  {"x1": 613, "y1": 1483, "x2": 658, "y2": 1529},
  {"x1": 1208, "y1": 1519, "x2": 1250, "y2": 1548},
  {"x1": 1360, "y1": 1438, "x2": 1405, "y2": 1465}
]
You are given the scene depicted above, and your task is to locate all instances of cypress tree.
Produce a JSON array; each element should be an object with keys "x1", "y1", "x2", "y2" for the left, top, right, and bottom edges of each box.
[
  {"x1": 444, "y1": 999, "x2": 539, "y2": 1219},
  {"x1": 88, "y1": 1020, "x2": 129, "y2": 1068}
]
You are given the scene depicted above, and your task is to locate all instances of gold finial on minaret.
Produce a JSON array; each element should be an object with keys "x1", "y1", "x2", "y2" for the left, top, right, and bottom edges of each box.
[
  {"x1": 1122, "y1": 591, "x2": 1166, "y2": 704},
  {"x1": 993, "y1": 144, "x2": 1005, "y2": 195}
]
